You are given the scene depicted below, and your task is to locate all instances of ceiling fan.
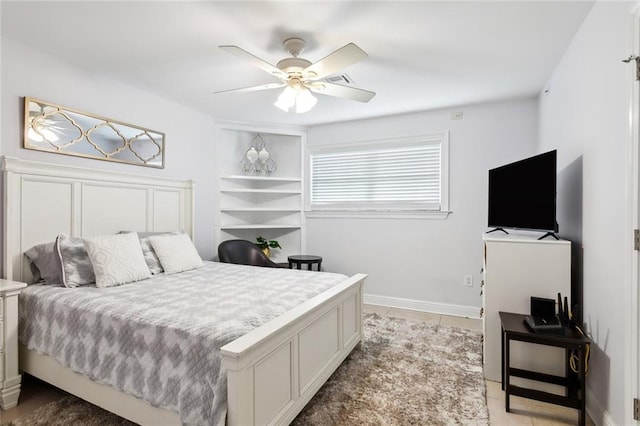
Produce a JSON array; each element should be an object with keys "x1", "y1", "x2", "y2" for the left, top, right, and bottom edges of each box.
[{"x1": 214, "y1": 37, "x2": 376, "y2": 113}]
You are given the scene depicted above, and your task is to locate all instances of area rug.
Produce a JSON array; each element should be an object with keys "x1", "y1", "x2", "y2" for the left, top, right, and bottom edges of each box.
[
  {"x1": 4, "y1": 313, "x2": 488, "y2": 425},
  {"x1": 292, "y1": 313, "x2": 488, "y2": 425}
]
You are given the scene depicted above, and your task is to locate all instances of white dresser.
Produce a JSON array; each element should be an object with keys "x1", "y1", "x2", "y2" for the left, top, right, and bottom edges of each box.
[
  {"x1": 0, "y1": 279, "x2": 27, "y2": 410},
  {"x1": 482, "y1": 233, "x2": 571, "y2": 386}
]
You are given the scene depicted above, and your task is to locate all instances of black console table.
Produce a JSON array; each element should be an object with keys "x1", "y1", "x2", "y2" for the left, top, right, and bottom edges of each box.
[{"x1": 499, "y1": 311, "x2": 590, "y2": 426}]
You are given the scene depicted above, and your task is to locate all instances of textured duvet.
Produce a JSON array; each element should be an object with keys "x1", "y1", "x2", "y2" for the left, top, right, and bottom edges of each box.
[{"x1": 19, "y1": 261, "x2": 348, "y2": 425}]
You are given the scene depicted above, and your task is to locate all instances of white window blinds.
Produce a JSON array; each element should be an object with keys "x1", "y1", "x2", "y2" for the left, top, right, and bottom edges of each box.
[{"x1": 311, "y1": 141, "x2": 443, "y2": 211}]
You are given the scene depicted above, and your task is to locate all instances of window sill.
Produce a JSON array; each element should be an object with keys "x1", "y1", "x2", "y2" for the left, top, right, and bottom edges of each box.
[{"x1": 305, "y1": 210, "x2": 452, "y2": 220}]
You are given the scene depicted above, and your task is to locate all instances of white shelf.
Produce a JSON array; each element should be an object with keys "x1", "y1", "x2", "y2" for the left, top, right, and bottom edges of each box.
[
  {"x1": 221, "y1": 208, "x2": 301, "y2": 212},
  {"x1": 221, "y1": 175, "x2": 301, "y2": 183},
  {"x1": 221, "y1": 224, "x2": 302, "y2": 230},
  {"x1": 221, "y1": 189, "x2": 301, "y2": 195}
]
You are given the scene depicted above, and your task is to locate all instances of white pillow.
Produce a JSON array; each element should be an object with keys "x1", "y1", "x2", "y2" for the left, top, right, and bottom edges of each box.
[
  {"x1": 84, "y1": 232, "x2": 151, "y2": 288},
  {"x1": 149, "y1": 233, "x2": 204, "y2": 274}
]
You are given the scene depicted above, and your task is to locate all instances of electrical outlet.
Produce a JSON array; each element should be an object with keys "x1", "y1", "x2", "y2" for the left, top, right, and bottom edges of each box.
[{"x1": 464, "y1": 275, "x2": 473, "y2": 287}]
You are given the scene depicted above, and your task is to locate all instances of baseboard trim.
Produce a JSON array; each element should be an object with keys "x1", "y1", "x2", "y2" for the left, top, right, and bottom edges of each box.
[
  {"x1": 586, "y1": 385, "x2": 616, "y2": 426},
  {"x1": 364, "y1": 293, "x2": 481, "y2": 319}
]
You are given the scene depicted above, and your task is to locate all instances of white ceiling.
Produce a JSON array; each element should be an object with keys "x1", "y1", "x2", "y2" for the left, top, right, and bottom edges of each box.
[{"x1": 1, "y1": 1, "x2": 594, "y2": 127}]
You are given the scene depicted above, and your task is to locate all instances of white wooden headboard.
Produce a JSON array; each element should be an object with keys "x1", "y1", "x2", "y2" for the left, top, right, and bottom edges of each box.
[{"x1": 1, "y1": 157, "x2": 195, "y2": 283}]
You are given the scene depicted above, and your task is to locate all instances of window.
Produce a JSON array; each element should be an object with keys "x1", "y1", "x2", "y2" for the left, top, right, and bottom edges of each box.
[{"x1": 308, "y1": 132, "x2": 449, "y2": 218}]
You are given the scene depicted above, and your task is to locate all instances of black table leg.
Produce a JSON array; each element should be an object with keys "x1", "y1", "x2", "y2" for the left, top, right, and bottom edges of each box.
[
  {"x1": 565, "y1": 347, "x2": 571, "y2": 398},
  {"x1": 501, "y1": 327, "x2": 505, "y2": 391},
  {"x1": 578, "y1": 344, "x2": 586, "y2": 426},
  {"x1": 505, "y1": 333, "x2": 511, "y2": 412}
]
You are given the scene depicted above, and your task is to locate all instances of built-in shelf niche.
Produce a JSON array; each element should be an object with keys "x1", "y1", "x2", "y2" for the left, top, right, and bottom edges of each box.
[{"x1": 215, "y1": 125, "x2": 306, "y2": 262}]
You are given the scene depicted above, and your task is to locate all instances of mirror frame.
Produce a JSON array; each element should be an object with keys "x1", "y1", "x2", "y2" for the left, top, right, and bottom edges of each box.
[{"x1": 23, "y1": 97, "x2": 166, "y2": 169}]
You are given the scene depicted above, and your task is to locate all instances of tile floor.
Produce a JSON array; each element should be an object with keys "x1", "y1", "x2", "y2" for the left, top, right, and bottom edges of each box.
[{"x1": 1, "y1": 304, "x2": 594, "y2": 425}]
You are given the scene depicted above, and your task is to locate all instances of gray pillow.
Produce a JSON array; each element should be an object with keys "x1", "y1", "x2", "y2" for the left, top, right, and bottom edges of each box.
[
  {"x1": 24, "y1": 242, "x2": 63, "y2": 284},
  {"x1": 139, "y1": 237, "x2": 164, "y2": 274},
  {"x1": 56, "y1": 233, "x2": 96, "y2": 288}
]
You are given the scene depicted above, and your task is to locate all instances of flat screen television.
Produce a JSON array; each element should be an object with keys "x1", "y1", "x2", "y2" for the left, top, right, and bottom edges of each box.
[{"x1": 488, "y1": 150, "x2": 557, "y2": 236}]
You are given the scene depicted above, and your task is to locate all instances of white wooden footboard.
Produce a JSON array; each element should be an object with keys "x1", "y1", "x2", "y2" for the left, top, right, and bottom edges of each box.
[{"x1": 222, "y1": 273, "x2": 366, "y2": 426}]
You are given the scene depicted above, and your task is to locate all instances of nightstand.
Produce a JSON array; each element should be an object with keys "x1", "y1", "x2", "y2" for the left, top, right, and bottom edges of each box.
[
  {"x1": 499, "y1": 311, "x2": 590, "y2": 426},
  {"x1": 0, "y1": 279, "x2": 27, "y2": 410}
]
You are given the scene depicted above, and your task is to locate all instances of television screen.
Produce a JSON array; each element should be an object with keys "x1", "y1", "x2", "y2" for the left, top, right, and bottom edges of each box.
[{"x1": 488, "y1": 150, "x2": 557, "y2": 232}]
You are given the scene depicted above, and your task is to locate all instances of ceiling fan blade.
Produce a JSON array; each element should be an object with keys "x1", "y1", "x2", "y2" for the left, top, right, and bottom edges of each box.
[
  {"x1": 308, "y1": 82, "x2": 376, "y2": 103},
  {"x1": 303, "y1": 43, "x2": 368, "y2": 80},
  {"x1": 219, "y1": 45, "x2": 288, "y2": 80},
  {"x1": 212, "y1": 82, "x2": 286, "y2": 95}
]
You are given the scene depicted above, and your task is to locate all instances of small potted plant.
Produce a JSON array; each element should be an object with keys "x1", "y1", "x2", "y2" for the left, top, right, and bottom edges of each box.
[{"x1": 255, "y1": 236, "x2": 281, "y2": 258}]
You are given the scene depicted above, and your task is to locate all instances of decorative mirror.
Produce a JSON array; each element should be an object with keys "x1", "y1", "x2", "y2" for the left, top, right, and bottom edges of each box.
[{"x1": 23, "y1": 97, "x2": 165, "y2": 168}]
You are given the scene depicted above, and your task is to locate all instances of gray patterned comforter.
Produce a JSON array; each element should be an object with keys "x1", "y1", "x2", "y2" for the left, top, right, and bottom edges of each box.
[{"x1": 19, "y1": 261, "x2": 348, "y2": 425}]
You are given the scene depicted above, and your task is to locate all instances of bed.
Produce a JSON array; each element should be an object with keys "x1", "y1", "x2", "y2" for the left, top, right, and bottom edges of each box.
[{"x1": 1, "y1": 157, "x2": 366, "y2": 425}]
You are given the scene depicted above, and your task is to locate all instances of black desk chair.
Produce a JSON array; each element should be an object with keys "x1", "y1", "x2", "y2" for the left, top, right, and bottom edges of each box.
[{"x1": 217, "y1": 239, "x2": 286, "y2": 268}]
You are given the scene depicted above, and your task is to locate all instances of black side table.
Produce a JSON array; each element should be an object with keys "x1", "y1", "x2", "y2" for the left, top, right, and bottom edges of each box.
[
  {"x1": 288, "y1": 255, "x2": 322, "y2": 271},
  {"x1": 499, "y1": 311, "x2": 590, "y2": 426}
]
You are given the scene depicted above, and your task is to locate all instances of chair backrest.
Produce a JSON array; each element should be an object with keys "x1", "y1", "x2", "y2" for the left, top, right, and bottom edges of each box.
[{"x1": 217, "y1": 239, "x2": 283, "y2": 268}]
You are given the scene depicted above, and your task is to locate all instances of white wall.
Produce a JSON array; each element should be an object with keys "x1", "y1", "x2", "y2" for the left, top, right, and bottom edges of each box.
[
  {"x1": 537, "y1": 2, "x2": 631, "y2": 424},
  {"x1": 306, "y1": 98, "x2": 538, "y2": 314},
  {"x1": 0, "y1": 37, "x2": 217, "y2": 259}
]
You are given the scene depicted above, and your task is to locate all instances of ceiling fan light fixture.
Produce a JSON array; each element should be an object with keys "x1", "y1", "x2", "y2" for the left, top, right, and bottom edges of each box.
[
  {"x1": 295, "y1": 88, "x2": 317, "y2": 114},
  {"x1": 274, "y1": 81, "x2": 317, "y2": 114},
  {"x1": 274, "y1": 85, "x2": 296, "y2": 112}
]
